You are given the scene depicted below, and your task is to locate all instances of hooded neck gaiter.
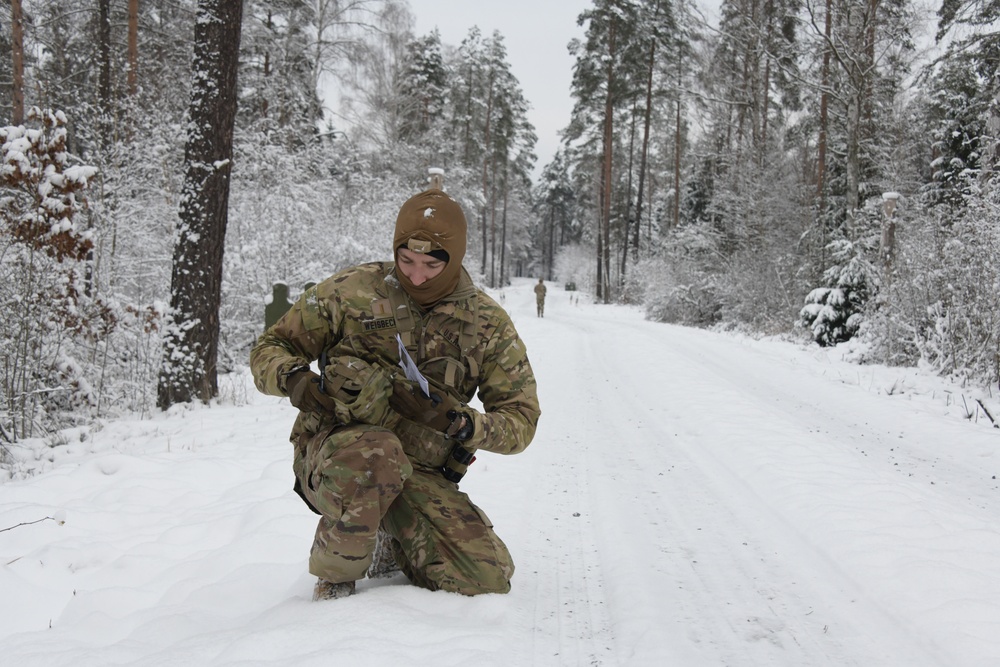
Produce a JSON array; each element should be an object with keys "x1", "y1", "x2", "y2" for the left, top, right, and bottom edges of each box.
[{"x1": 393, "y1": 188, "x2": 468, "y2": 308}]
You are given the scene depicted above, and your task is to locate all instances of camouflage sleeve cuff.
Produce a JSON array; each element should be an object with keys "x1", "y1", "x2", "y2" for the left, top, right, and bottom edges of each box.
[
  {"x1": 279, "y1": 363, "x2": 311, "y2": 394},
  {"x1": 466, "y1": 410, "x2": 487, "y2": 448}
]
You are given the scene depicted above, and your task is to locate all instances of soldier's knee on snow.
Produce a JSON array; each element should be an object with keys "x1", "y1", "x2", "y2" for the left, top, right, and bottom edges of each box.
[
  {"x1": 422, "y1": 563, "x2": 512, "y2": 596},
  {"x1": 458, "y1": 571, "x2": 512, "y2": 595}
]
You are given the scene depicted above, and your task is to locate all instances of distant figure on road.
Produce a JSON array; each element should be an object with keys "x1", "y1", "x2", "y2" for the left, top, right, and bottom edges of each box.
[{"x1": 534, "y1": 278, "x2": 547, "y2": 317}]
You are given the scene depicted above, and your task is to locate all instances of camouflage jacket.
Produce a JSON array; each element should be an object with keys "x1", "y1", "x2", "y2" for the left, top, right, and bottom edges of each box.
[{"x1": 250, "y1": 262, "x2": 540, "y2": 469}]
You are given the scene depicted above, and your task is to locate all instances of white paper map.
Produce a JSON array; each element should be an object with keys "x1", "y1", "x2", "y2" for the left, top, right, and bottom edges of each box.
[{"x1": 396, "y1": 333, "x2": 430, "y2": 397}]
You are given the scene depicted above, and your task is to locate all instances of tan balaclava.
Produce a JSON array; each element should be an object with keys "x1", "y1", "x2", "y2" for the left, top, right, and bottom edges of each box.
[{"x1": 393, "y1": 188, "x2": 467, "y2": 307}]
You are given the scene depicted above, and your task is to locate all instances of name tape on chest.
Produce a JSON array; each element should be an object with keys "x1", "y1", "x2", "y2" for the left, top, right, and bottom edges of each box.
[
  {"x1": 363, "y1": 298, "x2": 395, "y2": 332},
  {"x1": 363, "y1": 317, "x2": 396, "y2": 332}
]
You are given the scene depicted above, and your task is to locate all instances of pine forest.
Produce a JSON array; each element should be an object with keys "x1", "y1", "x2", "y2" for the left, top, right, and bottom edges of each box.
[{"x1": 2, "y1": 0, "x2": 999, "y2": 446}]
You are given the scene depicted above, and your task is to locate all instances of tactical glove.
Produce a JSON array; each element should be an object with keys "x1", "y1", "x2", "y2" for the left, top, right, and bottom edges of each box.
[
  {"x1": 446, "y1": 411, "x2": 474, "y2": 442},
  {"x1": 388, "y1": 376, "x2": 474, "y2": 441},
  {"x1": 285, "y1": 368, "x2": 338, "y2": 415}
]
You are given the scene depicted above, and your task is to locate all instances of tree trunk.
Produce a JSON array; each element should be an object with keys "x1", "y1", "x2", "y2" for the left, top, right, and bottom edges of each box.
[
  {"x1": 489, "y1": 149, "x2": 498, "y2": 287},
  {"x1": 127, "y1": 0, "x2": 139, "y2": 96},
  {"x1": 760, "y1": 0, "x2": 774, "y2": 159},
  {"x1": 634, "y1": 34, "x2": 656, "y2": 257},
  {"x1": 845, "y1": 92, "x2": 863, "y2": 233},
  {"x1": 673, "y1": 69, "x2": 682, "y2": 229},
  {"x1": 596, "y1": 181, "x2": 604, "y2": 301},
  {"x1": 986, "y1": 90, "x2": 1000, "y2": 180},
  {"x1": 648, "y1": 169, "x2": 655, "y2": 244},
  {"x1": 861, "y1": 0, "x2": 881, "y2": 195},
  {"x1": 463, "y1": 62, "x2": 475, "y2": 164},
  {"x1": 480, "y1": 69, "x2": 494, "y2": 278},
  {"x1": 500, "y1": 164, "x2": 508, "y2": 286},
  {"x1": 750, "y1": 0, "x2": 762, "y2": 148},
  {"x1": 98, "y1": 0, "x2": 112, "y2": 147},
  {"x1": 761, "y1": 57, "x2": 771, "y2": 162},
  {"x1": 11, "y1": 0, "x2": 25, "y2": 125},
  {"x1": 599, "y1": 19, "x2": 617, "y2": 303},
  {"x1": 620, "y1": 99, "x2": 637, "y2": 286},
  {"x1": 865, "y1": 0, "x2": 879, "y2": 122},
  {"x1": 157, "y1": 0, "x2": 244, "y2": 409},
  {"x1": 817, "y1": 0, "x2": 832, "y2": 208},
  {"x1": 548, "y1": 204, "x2": 555, "y2": 281}
]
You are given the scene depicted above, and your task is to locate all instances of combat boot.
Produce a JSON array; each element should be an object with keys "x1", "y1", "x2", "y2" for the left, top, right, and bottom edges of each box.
[
  {"x1": 367, "y1": 528, "x2": 402, "y2": 579},
  {"x1": 312, "y1": 578, "x2": 356, "y2": 601}
]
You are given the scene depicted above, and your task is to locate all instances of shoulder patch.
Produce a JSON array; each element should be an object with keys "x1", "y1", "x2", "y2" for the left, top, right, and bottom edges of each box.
[{"x1": 300, "y1": 286, "x2": 326, "y2": 331}]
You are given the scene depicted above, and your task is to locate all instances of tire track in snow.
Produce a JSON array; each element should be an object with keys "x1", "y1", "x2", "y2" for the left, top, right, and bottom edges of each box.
[
  {"x1": 483, "y1": 295, "x2": 618, "y2": 666},
  {"x1": 544, "y1": 305, "x2": 952, "y2": 666}
]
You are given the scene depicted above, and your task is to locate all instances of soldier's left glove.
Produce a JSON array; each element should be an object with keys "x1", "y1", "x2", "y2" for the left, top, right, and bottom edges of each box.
[
  {"x1": 388, "y1": 379, "x2": 480, "y2": 484},
  {"x1": 389, "y1": 376, "x2": 473, "y2": 440},
  {"x1": 444, "y1": 410, "x2": 474, "y2": 441}
]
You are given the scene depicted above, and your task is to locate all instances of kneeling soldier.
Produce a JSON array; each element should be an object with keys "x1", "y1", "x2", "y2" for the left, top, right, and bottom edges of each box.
[{"x1": 250, "y1": 188, "x2": 540, "y2": 599}]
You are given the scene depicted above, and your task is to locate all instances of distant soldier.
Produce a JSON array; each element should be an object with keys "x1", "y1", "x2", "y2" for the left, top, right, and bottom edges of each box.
[
  {"x1": 250, "y1": 189, "x2": 540, "y2": 600},
  {"x1": 534, "y1": 278, "x2": 547, "y2": 317}
]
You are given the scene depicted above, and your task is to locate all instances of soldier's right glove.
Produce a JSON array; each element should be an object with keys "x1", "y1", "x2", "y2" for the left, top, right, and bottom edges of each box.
[{"x1": 285, "y1": 368, "x2": 338, "y2": 415}]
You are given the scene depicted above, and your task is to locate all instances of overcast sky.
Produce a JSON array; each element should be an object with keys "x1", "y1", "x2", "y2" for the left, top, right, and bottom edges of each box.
[{"x1": 408, "y1": 0, "x2": 593, "y2": 179}]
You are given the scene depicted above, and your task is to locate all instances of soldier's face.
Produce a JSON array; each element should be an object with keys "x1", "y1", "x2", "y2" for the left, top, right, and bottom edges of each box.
[{"x1": 396, "y1": 247, "x2": 447, "y2": 286}]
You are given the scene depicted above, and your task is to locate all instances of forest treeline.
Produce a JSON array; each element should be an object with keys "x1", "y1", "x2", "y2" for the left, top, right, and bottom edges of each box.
[{"x1": 1, "y1": 0, "x2": 998, "y2": 448}]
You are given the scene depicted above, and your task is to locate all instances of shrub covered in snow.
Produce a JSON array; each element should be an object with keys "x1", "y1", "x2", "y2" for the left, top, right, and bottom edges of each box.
[{"x1": 798, "y1": 239, "x2": 872, "y2": 347}]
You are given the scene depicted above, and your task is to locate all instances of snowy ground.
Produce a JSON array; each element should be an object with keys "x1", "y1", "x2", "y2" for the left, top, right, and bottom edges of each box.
[{"x1": 2, "y1": 277, "x2": 999, "y2": 666}]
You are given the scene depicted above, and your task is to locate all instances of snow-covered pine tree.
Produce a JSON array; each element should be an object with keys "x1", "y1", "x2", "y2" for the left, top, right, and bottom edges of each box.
[{"x1": 0, "y1": 109, "x2": 101, "y2": 439}]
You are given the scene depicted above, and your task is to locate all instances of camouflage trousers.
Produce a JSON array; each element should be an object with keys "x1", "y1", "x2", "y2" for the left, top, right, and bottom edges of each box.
[{"x1": 294, "y1": 423, "x2": 514, "y2": 595}]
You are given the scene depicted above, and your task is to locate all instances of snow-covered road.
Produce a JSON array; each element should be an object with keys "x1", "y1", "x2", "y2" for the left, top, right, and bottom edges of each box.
[{"x1": 2, "y1": 278, "x2": 999, "y2": 666}]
